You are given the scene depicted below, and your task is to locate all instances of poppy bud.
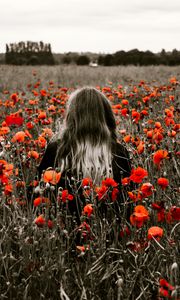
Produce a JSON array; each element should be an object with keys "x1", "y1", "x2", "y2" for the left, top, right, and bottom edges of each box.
[
  {"x1": 34, "y1": 186, "x2": 42, "y2": 194},
  {"x1": 116, "y1": 277, "x2": 123, "y2": 287},
  {"x1": 45, "y1": 182, "x2": 50, "y2": 190},
  {"x1": 171, "y1": 262, "x2": 178, "y2": 272}
]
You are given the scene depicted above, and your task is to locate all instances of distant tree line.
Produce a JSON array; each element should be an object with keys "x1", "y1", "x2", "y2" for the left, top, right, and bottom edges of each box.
[
  {"x1": 2, "y1": 43, "x2": 180, "y2": 65},
  {"x1": 5, "y1": 41, "x2": 55, "y2": 65},
  {"x1": 97, "y1": 49, "x2": 180, "y2": 66},
  {"x1": 56, "y1": 49, "x2": 180, "y2": 66},
  {"x1": 60, "y1": 54, "x2": 91, "y2": 65}
]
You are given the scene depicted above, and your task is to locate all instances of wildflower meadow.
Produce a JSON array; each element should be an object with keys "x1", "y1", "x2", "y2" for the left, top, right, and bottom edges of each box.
[{"x1": 0, "y1": 65, "x2": 179, "y2": 299}]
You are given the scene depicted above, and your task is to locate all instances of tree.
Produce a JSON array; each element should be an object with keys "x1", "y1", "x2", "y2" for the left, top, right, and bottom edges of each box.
[
  {"x1": 5, "y1": 41, "x2": 55, "y2": 65},
  {"x1": 76, "y1": 55, "x2": 90, "y2": 65},
  {"x1": 103, "y1": 54, "x2": 113, "y2": 66},
  {"x1": 62, "y1": 54, "x2": 72, "y2": 64},
  {"x1": 160, "y1": 49, "x2": 168, "y2": 65}
]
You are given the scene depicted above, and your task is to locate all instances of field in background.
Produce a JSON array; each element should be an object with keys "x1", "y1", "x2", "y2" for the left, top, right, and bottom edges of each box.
[
  {"x1": 0, "y1": 65, "x2": 180, "y2": 91},
  {"x1": 0, "y1": 65, "x2": 180, "y2": 299}
]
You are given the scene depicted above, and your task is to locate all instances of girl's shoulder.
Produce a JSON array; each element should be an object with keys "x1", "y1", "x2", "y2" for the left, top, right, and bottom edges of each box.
[
  {"x1": 38, "y1": 139, "x2": 60, "y2": 178},
  {"x1": 112, "y1": 141, "x2": 132, "y2": 179},
  {"x1": 45, "y1": 139, "x2": 59, "y2": 153},
  {"x1": 113, "y1": 141, "x2": 130, "y2": 158}
]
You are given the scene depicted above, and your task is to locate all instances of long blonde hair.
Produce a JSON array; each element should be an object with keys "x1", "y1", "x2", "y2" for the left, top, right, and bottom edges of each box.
[{"x1": 55, "y1": 87, "x2": 117, "y2": 184}]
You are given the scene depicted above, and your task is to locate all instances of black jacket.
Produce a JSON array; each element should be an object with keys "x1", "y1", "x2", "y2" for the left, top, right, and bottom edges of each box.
[
  {"x1": 38, "y1": 140, "x2": 131, "y2": 181},
  {"x1": 38, "y1": 140, "x2": 132, "y2": 223}
]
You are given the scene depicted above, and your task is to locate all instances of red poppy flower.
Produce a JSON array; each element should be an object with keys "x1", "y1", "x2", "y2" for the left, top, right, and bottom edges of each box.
[
  {"x1": 159, "y1": 278, "x2": 175, "y2": 299},
  {"x1": 102, "y1": 177, "x2": 118, "y2": 187},
  {"x1": 146, "y1": 130, "x2": 153, "y2": 139},
  {"x1": 83, "y1": 204, "x2": 93, "y2": 217},
  {"x1": 142, "y1": 96, "x2": 150, "y2": 103},
  {"x1": 4, "y1": 184, "x2": 13, "y2": 195},
  {"x1": 26, "y1": 122, "x2": 34, "y2": 129},
  {"x1": 129, "y1": 167, "x2": 148, "y2": 183},
  {"x1": 157, "y1": 178, "x2": 169, "y2": 189},
  {"x1": 130, "y1": 205, "x2": 149, "y2": 228},
  {"x1": 36, "y1": 136, "x2": 47, "y2": 148},
  {"x1": 151, "y1": 202, "x2": 164, "y2": 211},
  {"x1": 139, "y1": 182, "x2": 154, "y2": 198},
  {"x1": 169, "y1": 77, "x2": 178, "y2": 84},
  {"x1": 157, "y1": 209, "x2": 165, "y2": 222},
  {"x1": 10, "y1": 93, "x2": 18, "y2": 103},
  {"x1": 121, "y1": 108, "x2": 128, "y2": 117},
  {"x1": 33, "y1": 197, "x2": 50, "y2": 207},
  {"x1": 159, "y1": 278, "x2": 175, "y2": 291},
  {"x1": 76, "y1": 245, "x2": 90, "y2": 252},
  {"x1": 159, "y1": 287, "x2": 171, "y2": 298},
  {"x1": 32, "y1": 90, "x2": 39, "y2": 96},
  {"x1": 79, "y1": 221, "x2": 91, "y2": 232},
  {"x1": 0, "y1": 126, "x2": 10, "y2": 135},
  {"x1": 34, "y1": 215, "x2": 46, "y2": 227},
  {"x1": 151, "y1": 202, "x2": 166, "y2": 222},
  {"x1": 153, "y1": 131, "x2": 164, "y2": 144},
  {"x1": 5, "y1": 115, "x2": 24, "y2": 126},
  {"x1": 34, "y1": 215, "x2": 53, "y2": 229},
  {"x1": 123, "y1": 135, "x2": 131, "y2": 143},
  {"x1": 11, "y1": 131, "x2": 26, "y2": 143},
  {"x1": 169, "y1": 206, "x2": 180, "y2": 221},
  {"x1": 0, "y1": 160, "x2": 14, "y2": 177},
  {"x1": 25, "y1": 129, "x2": 32, "y2": 139},
  {"x1": 76, "y1": 245, "x2": 85, "y2": 252},
  {"x1": 28, "y1": 150, "x2": 39, "y2": 159},
  {"x1": 111, "y1": 188, "x2": 119, "y2": 201},
  {"x1": 61, "y1": 190, "x2": 74, "y2": 203},
  {"x1": 119, "y1": 225, "x2": 131, "y2": 238},
  {"x1": 165, "y1": 117, "x2": 175, "y2": 126},
  {"x1": 82, "y1": 177, "x2": 93, "y2": 188},
  {"x1": 153, "y1": 150, "x2": 169, "y2": 167},
  {"x1": 16, "y1": 181, "x2": 25, "y2": 188},
  {"x1": 121, "y1": 99, "x2": 129, "y2": 105},
  {"x1": 48, "y1": 105, "x2": 56, "y2": 112},
  {"x1": 113, "y1": 109, "x2": 119, "y2": 115},
  {"x1": 29, "y1": 99, "x2": 38, "y2": 105},
  {"x1": 41, "y1": 128, "x2": 53, "y2": 138},
  {"x1": 47, "y1": 220, "x2": 54, "y2": 229},
  {"x1": 43, "y1": 170, "x2": 61, "y2": 185},
  {"x1": 128, "y1": 191, "x2": 138, "y2": 202},
  {"x1": 168, "y1": 130, "x2": 176, "y2": 137},
  {"x1": 132, "y1": 110, "x2": 140, "y2": 123},
  {"x1": 0, "y1": 159, "x2": 11, "y2": 185},
  {"x1": 38, "y1": 111, "x2": 47, "y2": 119},
  {"x1": 165, "y1": 108, "x2": 174, "y2": 118},
  {"x1": 154, "y1": 122, "x2": 161, "y2": 129},
  {"x1": 147, "y1": 226, "x2": 163, "y2": 241},
  {"x1": 40, "y1": 89, "x2": 47, "y2": 97},
  {"x1": 141, "y1": 110, "x2": 149, "y2": 116},
  {"x1": 121, "y1": 177, "x2": 130, "y2": 186},
  {"x1": 96, "y1": 185, "x2": 108, "y2": 201},
  {"x1": 137, "y1": 141, "x2": 145, "y2": 154}
]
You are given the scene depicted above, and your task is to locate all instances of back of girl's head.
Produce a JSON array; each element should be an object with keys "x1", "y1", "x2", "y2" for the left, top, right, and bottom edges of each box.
[
  {"x1": 66, "y1": 86, "x2": 116, "y2": 143},
  {"x1": 56, "y1": 86, "x2": 117, "y2": 183}
]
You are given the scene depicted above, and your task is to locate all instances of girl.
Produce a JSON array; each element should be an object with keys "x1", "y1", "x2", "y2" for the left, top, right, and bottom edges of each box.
[{"x1": 38, "y1": 86, "x2": 132, "y2": 225}]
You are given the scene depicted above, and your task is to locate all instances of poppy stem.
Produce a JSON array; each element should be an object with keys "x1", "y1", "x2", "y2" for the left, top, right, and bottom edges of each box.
[{"x1": 151, "y1": 236, "x2": 165, "y2": 250}]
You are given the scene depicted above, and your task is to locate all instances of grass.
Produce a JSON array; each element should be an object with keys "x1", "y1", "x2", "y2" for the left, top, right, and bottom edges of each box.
[
  {"x1": 0, "y1": 65, "x2": 180, "y2": 91},
  {"x1": 0, "y1": 65, "x2": 179, "y2": 299}
]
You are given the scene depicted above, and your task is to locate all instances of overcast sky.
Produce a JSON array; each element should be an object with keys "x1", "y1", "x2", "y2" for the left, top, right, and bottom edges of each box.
[{"x1": 1, "y1": 0, "x2": 180, "y2": 53}]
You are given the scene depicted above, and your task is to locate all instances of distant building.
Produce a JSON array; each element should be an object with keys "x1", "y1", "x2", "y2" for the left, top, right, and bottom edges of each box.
[
  {"x1": 5, "y1": 41, "x2": 55, "y2": 65},
  {"x1": 89, "y1": 61, "x2": 98, "y2": 67}
]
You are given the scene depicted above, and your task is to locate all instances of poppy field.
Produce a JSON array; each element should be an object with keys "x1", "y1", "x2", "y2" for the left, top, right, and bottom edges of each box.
[{"x1": 0, "y1": 65, "x2": 180, "y2": 299}]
